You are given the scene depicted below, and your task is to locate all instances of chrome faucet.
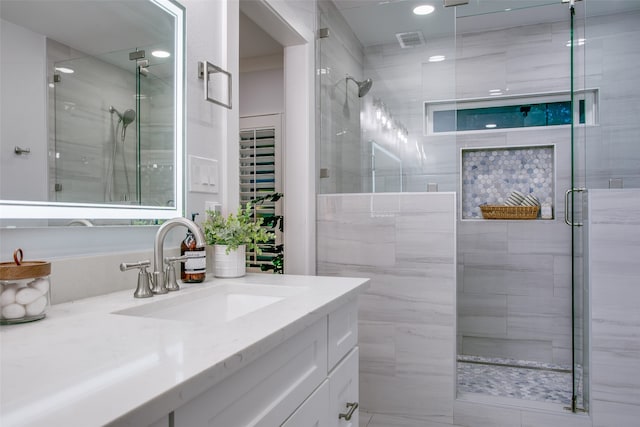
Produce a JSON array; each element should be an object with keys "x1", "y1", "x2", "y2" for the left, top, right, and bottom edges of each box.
[{"x1": 153, "y1": 217, "x2": 206, "y2": 293}]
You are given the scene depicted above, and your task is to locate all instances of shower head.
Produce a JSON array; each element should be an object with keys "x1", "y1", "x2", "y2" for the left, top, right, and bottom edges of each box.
[
  {"x1": 346, "y1": 75, "x2": 373, "y2": 97},
  {"x1": 109, "y1": 106, "x2": 136, "y2": 140},
  {"x1": 109, "y1": 105, "x2": 122, "y2": 119},
  {"x1": 109, "y1": 106, "x2": 136, "y2": 125},
  {"x1": 120, "y1": 109, "x2": 136, "y2": 140},
  {"x1": 121, "y1": 109, "x2": 136, "y2": 127}
]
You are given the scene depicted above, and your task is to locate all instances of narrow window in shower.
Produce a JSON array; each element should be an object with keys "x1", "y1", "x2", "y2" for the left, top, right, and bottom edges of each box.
[{"x1": 424, "y1": 89, "x2": 597, "y2": 135}]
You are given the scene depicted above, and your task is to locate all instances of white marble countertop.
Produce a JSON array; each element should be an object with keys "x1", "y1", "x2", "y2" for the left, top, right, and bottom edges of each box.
[{"x1": 0, "y1": 273, "x2": 369, "y2": 427}]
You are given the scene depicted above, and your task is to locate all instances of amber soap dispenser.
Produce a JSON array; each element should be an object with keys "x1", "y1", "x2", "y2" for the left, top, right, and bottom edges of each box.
[{"x1": 181, "y1": 213, "x2": 206, "y2": 283}]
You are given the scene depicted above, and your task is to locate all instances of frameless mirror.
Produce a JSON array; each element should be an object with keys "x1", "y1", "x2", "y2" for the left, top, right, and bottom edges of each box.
[{"x1": 0, "y1": 0, "x2": 184, "y2": 222}]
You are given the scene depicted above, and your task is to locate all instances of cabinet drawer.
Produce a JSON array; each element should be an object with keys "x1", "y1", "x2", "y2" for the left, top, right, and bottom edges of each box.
[
  {"x1": 173, "y1": 317, "x2": 328, "y2": 427},
  {"x1": 281, "y1": 380, "x2": 330, "y2": 427},
  {"x1": 328, "y1": 298, "x2": 358, "y2": 370},
  {"x1": 329, "y1": 347, "x2": 359, "y2": 427}
]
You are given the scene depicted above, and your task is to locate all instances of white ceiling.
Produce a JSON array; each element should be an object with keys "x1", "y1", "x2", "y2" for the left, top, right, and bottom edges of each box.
[{"x1": 333, "y1": 0, "x2": 640, "y2": 48}]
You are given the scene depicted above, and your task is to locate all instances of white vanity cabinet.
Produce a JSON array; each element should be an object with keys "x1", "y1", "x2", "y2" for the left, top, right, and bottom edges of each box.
[
  {"x1": 329, "y1": 347, "x2": 359, "y2": 427},
  {"x1": 171, "y1": 298, "x2": 359, "y2": 427}
]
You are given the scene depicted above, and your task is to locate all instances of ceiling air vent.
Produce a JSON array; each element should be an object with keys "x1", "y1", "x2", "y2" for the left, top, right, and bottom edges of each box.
[{"x1": 396, "y1": 31, "x2": 425, "y2": 48}]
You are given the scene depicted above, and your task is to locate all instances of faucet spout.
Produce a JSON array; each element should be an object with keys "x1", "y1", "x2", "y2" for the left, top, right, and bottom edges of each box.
[{"x1": 153, "y1": 217, "x2": 205, "y2": 293}]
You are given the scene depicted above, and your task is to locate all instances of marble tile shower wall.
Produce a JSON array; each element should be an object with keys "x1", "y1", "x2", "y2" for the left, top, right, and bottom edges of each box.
[
  {"x1": 452, "y1": 21, "x2": 576, "y2": 365},
  {"x1": 317, "y1": 193, "x2": 457, "y2": 423},
  {"x1": 461, "y1": 146, "x2": 554, "y2": 219},
  {"x1": 588, "y1": 190, "x2": 640, "y2": 427},
  {"x1": 317, "y1": 0, "x2": 371, "y2": 194},
  {"x1": 583, "y1": 12, "x2": 640, "y2": 189}
]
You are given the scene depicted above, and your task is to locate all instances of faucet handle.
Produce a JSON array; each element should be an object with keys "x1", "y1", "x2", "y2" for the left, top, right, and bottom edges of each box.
[
  {"x1": 164, "y1": 255, "x2": 188, "y2": 291},
  {"x1": 120, "y1": 260, "x2": 151, "y2": 271},
  {"x1": 120, "y1": 260, "x2": 153, "y2": 298}
]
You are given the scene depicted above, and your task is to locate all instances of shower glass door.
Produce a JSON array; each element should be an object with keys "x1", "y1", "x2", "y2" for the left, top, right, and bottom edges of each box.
[
  {"x1": 454, "y1": 0, "x2": 587, "y2": 410},
  {"x1": 136, "y1": 54, "x2": 175, "y2": 207},
  {"x1": 52, "y1": 47, "x2": 138, "y2": 204},
  {"x1": 569, "y1": 0, "x2": 588, "y2": 413}
]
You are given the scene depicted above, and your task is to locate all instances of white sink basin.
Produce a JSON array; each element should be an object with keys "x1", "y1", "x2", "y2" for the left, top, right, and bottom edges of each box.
[{"x1": 114, "y1": 284, "x2": 305, "y2": 324}]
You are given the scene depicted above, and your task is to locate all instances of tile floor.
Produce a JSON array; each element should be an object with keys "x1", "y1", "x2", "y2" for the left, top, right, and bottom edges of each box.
[{"x1": 457, "y1": 355, "x2": 578, "y2": 406}]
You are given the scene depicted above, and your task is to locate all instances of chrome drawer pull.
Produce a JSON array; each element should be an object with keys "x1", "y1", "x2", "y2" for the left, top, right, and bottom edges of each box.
[{"x1": 338, "y1": 401, "x2": 359, "y2": 421}]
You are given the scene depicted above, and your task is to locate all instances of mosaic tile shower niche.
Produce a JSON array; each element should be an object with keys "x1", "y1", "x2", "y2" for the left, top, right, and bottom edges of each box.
[{"x1": 461, "y1": 145, "x2": 554, "y2": 219}]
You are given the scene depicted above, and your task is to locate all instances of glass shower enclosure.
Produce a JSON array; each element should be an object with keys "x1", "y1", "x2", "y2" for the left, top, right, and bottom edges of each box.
[
  {"x1": 314, "y1": 0, "x2": 640, "y2": 415},
  {"x1": 49, "y1": 44, "x2": 174, "y2": 206},
  {"x1": 452, "y1": 1, "x2": 588, "y2": 411}
]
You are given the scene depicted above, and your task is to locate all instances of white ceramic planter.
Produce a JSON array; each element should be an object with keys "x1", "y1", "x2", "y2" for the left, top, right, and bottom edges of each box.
[{"x1": 213, "y1": 244, "x2": 246, "y2": 278}]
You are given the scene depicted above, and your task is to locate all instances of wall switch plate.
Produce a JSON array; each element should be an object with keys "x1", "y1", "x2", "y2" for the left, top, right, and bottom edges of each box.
[
  {"x1": 205, "y1": 201, "x2": 220, "y2": 212},
  {"x1": 188, "y1": 155, "x2": 218, "y2": 194}
]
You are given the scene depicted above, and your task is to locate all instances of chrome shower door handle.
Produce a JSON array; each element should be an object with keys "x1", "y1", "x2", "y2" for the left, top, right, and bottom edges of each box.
[{"x1": 564, "y1": 188, "x2": 586, "y2": 226}]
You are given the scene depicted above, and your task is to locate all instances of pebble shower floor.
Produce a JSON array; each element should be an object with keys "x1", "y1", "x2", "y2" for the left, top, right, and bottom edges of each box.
[{"x1": 457, "y1": 355, "x2": 583, "y2": 406}]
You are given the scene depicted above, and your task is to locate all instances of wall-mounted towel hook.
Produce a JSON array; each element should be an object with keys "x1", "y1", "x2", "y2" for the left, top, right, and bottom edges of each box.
[{"x1": 14, "y1": 146, "x2": 31, "y2": 155}]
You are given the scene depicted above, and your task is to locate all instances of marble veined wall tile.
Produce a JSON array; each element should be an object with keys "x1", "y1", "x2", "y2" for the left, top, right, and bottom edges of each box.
[
  {"x1": 507, "y1": 222, "x2": 571, "y2": 255},
  {"x1": 461, "y1": 336, "x2": 552, "y2": 363},
  {"x1": 458, "y1": 292, "x2": 507, "y2": 336},
  {"x1": 317, "y1": 193, "x2": 456, "y2": 421},
  {"x1": 521, "y1": 410, "x2": 592, "y2": 427},
  {"x1": 359, "y1": 321, "x2": 396, "y2": 376},
  {"x1": 592, "y1": 400, "x2": 640, "y2": 427},
  {"x1": 457, "y1": 226, "x2": 508, "y2": 254},
  {"x1": 453, "y1": 399, "x2": 521, "y2": 427},
  {"x1": 589, "y1": 190, "x2": 640, "y2": 425},
  {"x1": 366, "y1": 412, "x2": 457, "y2": 427},
  {"x1": 462, "y1": 252, "x2": 554, "y2": 297}
]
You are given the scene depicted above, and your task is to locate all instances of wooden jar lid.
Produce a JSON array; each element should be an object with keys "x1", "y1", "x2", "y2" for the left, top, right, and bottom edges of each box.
[{"x1": 0, "y1": 249, "x2": 51, "y2": 281}]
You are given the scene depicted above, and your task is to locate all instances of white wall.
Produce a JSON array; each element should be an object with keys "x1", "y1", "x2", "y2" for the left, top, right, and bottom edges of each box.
[
  {"x1": 239, "y1": 66, "x2": 284, "y2": 117},
  {"x1": 243, "y1": 0, "x2": 316, "y2": 275},
  {"x1": 0, "y1": 19, "x2": 48, "y2": 202},
  {"x1": 183, "y1": 0, "x2": 229, "y2": 218}
]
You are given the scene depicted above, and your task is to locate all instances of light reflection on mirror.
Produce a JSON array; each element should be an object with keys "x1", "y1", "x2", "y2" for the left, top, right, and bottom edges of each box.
[{"x1": 0, "y1": 0, "x2": 184, "y2": 223}]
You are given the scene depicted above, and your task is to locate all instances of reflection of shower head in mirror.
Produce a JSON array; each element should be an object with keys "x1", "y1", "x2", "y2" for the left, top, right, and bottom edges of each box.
[
  {"x1": 120, "y1": 109, "x2": 136, "y2": 140},
  {"x1": 109, "y1": 106, "x2": 136, "y2": 140}
]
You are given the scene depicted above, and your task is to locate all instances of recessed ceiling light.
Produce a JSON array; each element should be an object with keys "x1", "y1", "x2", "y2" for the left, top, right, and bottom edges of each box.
[
  {"x1": 428, "y1": 55, "x2": 445, "y2": 62},
  {"x1": 55, "y1": 67, "x2": 74, "y2": 74},
  {"x1": 151, "y1": 50, "x2": 171, "y2": 58},
  {"x1": 413, "y1": 5, "x2": 435, "y2": 15}
]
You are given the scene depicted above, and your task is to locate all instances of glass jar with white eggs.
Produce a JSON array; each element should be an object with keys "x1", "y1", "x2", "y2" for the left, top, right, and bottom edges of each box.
[{"x1": 0, "y1": 249, "x2": 51, "y2": 325}]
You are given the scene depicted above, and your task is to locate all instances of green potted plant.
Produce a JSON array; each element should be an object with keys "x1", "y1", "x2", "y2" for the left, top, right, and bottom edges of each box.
[
  {"x1": 202, "y1": 202, "x2": 274, "y2": 278},
  {"x1": 247, "y1": 193, "x2": 284, "y2": 274}
]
